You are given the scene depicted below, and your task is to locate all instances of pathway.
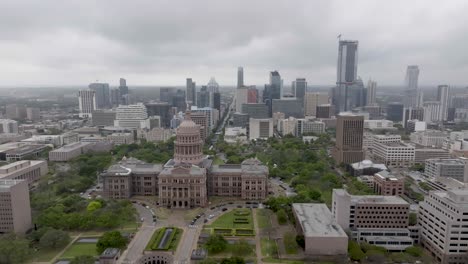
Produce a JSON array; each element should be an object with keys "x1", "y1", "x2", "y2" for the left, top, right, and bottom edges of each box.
[
  {"x1": 252, "y1": 209, "x2": 263, "y2": 264},
  {"x1": 47, "y1": 233, "x2": 82, "y2": 264}
]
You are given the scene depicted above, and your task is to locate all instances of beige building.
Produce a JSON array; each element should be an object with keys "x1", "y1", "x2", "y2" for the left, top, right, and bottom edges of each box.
[
  {"x1": 190, "y1": 112, "x2": 209, "y2": 140},
  {"x1": 373, "y1": 171, "x2": 404, "y2": 196},
  {"x1": 0, "y1": 180, "x2": 31, "y2": 234},
  {"x1": 249, "y1": 118, "x2": 273, "y2": 140},
  {"x1": 292, "y1": 203, "x2": 348, "y2": 259},
  {"x1": 304, "y1": 92, "x2": 329, "y2": 117},
  {"x1": 0, "y1": 160, "x2": 48, "y2": 185},
  {"x1": 414, "y1": 147, "x2": 450, "y2": 165},
  {"x1": 49, "y1": 142, "x2": 93, "y2": 161},
  {"x1": 372, "y1": 141, "x2": 415, "y2": 168},
  {"x1": 138, "y1": 128, "x2": 173, "y2": 143},
  {"x1": 106, "y1": 133, "x2": 134, "y2": 145},
  {"x1": 333, "y1": 113, "x2": 364, "y2": 164}
]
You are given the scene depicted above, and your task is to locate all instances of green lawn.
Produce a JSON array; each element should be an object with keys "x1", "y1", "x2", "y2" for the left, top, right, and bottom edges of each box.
[
  {"x1": 257, "y1": 209, "x2": 273, "y2": 229},
  {"x1": 213, "y1": 156, "x2": 225, "y2": 165},
  {"x1": 61, "y1": 243, "x2": 97, "y2": 259},
  {"x1": 29, "y1": 248, "x2": 64, "y2": 262},
  {"x1": 283, "y1": 232, "x2": 299, "y2": 254},
  {"x1": 146, "y1": 227, "x2": 183, "y2": 251},
  {"x1": 260, "y1": 237, "x2": 277, "y2": 257},
  {"x1": 206, "y1": 208, "x2": 254, "y2": 229}
]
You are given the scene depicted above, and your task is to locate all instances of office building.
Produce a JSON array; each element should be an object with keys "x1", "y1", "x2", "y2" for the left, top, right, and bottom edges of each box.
[
  {"x1": 191, "y1": 112, "x2": 209, "y2": 140},
  {"x1": 2, "y1": 144, "x2": 48, "y2": 162},
  {"x1": 196, "y1": 86, "x2": 212, "y2": 108},
  {"x1": 119, "y1": 78, "x2": 129, "y2": 98},
  {"x1": 186, "y1": 78, "x2": 196, "y2": 105},
  {"x1": 236, "y1": 86, "x2": 249, "y2": 113},
  {"x1": 364, "y1": 119, "x2": 394, "y2": 130},
  {"x1": 78, "y1": 90, "x2": 97, "y2": 118},
  {"x1": 335, "y1": 40, "x2": 359, "y2": 113},
  {"x1": 233, "y1": 112, "x2": 249, "y2": 128},
  {"x1": 237, "y1": 67, "x2": 244, "y2": 88},
  {"x1": 403, "y1": 65, "x2": 420, "y2": 107},
  {"x1": 0, "y1": 160, "x2": 48, "y2": 185},
  {"x1": 145, "y1": 102, "x2": 172, "y2": 128},
  {"x1": 159, "y1": 87, "x2": 176, "y2": 103},
  {"x1": 373, "y1": 170, "x2": 404, "y2": 196},
  {"x1": 367, "y1": 79, "x2": 377, "y2": 106},
  {"x1": 349, "y1": 160, "x2": 387, "y2": 177},
  {"x1": 224, "y1": 127, "x2": 248, "y2": 145},
  {"x1": 114, "y1": 103, "x2": 149, "y2": 129},
  {"x1": 437, "y1": 85, "x2": 451, "y2": 121},
  {"x1": 247, "y1": 86, "x2": 258, "y2": 103},
  {"x1": 190, "y1": 106, "x2": 218, "y2": 129},
  {"x1": 49, "y1": 142, "x2": 93, "y2": 162},
  {"x1": 292, "y1": 78, "x2": 307, "y2": 100},
  {"x1": 0, "y1": 119, "x2": 18, "y2": 134},
  {"x1": 333, "y1": 113, "x2": 364, "y2": 164},
  {"x1": 5, "y1": 105, "x2": 25, "y2": 120},
  {"x1": 292, "y1": 203, "x2": 348, "y2": 258},
  {"x1": 387, "y1": 102, "x2": 404, "y2": 122},
  {"x1": 277, "y1": 117, "x2": 297, "y2": 136},
  {"x1": 419, "y1": 189, "x2": 468, "y2": 263},
  {"x1": 316, "y1": 104, "x2": 334, "y2": 119},
  {"x1": 372, "y1": 134, "x2": 403, "y2": 149},
  {"x1": 373, "y1": 140, "x2": 415, "y2": 168},
  {"x1": 406, "y1": 120, "x2": 427, "y2": 133},
  {"x1": 403, "y1": 107, "x2": 424, "y2": 128},
  {"x1": 363, "y1": 105, "x2": 382, "y2": 120},
  {"x1": 89, "y1": 82, "x2": 110, "y2": 109},
  {"x1": 410, "y1": 130, "x2": 448, "y2": 148},
  {"x1": 249, "y1": 118, "x2": 273, "y2": 140},
  {"x1": 0, "y1": 180, "x2": 31, "y2": 234},
  {"x1": 424, "y1": 158, "x2": 467, "y2": 182},
  {"x1": 263, "y1": 71, "x2": 283, "y2": 115},
  {"x1": 241, "y1": 103, "x2": 269, "y2": 119},
  {"x1": 92, "y1": 110, "x2": 116, "y2": 127},
  {"x1": 415, "y1": 148, "x2": 450, "y2": 165},
  {"x1": 424, "y1": 101, "x2": 442, "y2": 123},
  {"x1": 26, "y1": 107, "x2": 40, "y2": 121},
  {"x1": 296, "y1": 119, "x2": 326, "y2": 136},
  {"x1": 272, "y1": 98, "x2": 304, "y2": 118},
  {"x1": 304, "y1": 92, "x2": 329, "y2": 117}
]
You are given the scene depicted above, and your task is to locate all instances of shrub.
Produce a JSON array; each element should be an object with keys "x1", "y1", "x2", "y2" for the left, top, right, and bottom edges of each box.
[
  {"x1": 405, "y1": 246, "x2": 423, "y2": 257},
  {"x1": 205, "y1": 234, "x2": 228, "y2": 254},
  {"x1": 276, "y1": 209, "x2": 288, "y2": 225}
]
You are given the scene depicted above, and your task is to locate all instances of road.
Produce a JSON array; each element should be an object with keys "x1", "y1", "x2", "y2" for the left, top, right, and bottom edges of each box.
[{"x1": 270, "y1": 177, "x2": 297, "y2": 197}]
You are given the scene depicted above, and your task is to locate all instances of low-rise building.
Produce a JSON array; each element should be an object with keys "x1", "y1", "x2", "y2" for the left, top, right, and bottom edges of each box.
[
  {"x1": 348, "y1": 160, "x2": 387, "y2": 177},
  {"x1": 424, "y1": 158, "x2": 467, "y2": 182},
  {"x1": 292, "y1": 203, "x2": 348, "y2": 258},
  {"x1": 296, "y1": 119, "x2": 325, "y2": 136},
  {"x1": 373, "y1": 141, "x2": 415, "y2": 168},
  {"x1": 137, "y1": 128, "x2": 173, "y2": 143},
  {"x1": 49, "y1": 142, "x2": 93, "y2": 161},
  {"x1": 0, "y1": 180, "x2": 31, "y2": 234},
  {"x1": 224, "y1": 127, "x2": 248, "y2": 144},
  {"x1": 364, "y1": 119, "x2": 395, "y2": 130},
  {"x1": 0, "y1": 160, "x2": 48, "y2": 184},
  {"x1": 99, "y1": 248, "x2": 121, "y2": 264},
  {"x1": 0, "y1": 143, "x2": 48, "y2": 162},
  {"x1": 249, "y1": 118, "x2": 273, "y2": 140},
  {"x1": 373, "y1": 170, "x2": 404, "y2": 196},
  {"x1": 414, "y1": 147, "x2": 451, "y2": 165},
  {"x1": 277, "y1": 117, "x2": 297, "y2": 136},
  {"x1": 106, "y1": 133, "x2": 134, "y2": 145},
  {"x1": 410, "y1": 130, "x2": 448, "y2": 148}
]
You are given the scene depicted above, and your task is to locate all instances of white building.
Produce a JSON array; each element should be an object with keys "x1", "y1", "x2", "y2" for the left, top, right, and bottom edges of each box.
[
  {"x1": 437, "y1": 85, "x2": 450, "y2": 121},
  {"x1": 296, "y1": 119, "x2": 326, "y2": 136},
  {"x1": 235, "y1": 87, "x2": 249, "y2": 113},
  {"x1": 304, "y1": 92, "x2": 329, "y2": 117},
  {"x1": 277, "y1": 117, "x2": 297, "y2": 136},
  {"x1": 419, "y1": 189, "x2": 468, "y2": 263},
  {"x1": 224, "y1": 127, "x2": 248, "y2": 144},
  {"x1": 138, "y1": 128, "x2": 174, "y2": 143},
  {"x1": 49, "y1": 142, "x2": 93, "y2": 161},
  {"x1": 366, "y1": 79, "x2": 377, "y2": 106},
  {"x1": 0, "y1": 160, "x2": 48, "y2": 185},
  {"x1": 106, "y1": 133, "x2": 134, "y2": 145},
  {"x1": 423, "y1": 101, "x2": 441, "y2": 123},
  {"x1": 364, "y1": 119, "x2": 394, "y2": 130},
  {"x1": 78, "y1": 89, "x2": 97, "y2": 118},
  {"x1": 373, "y1": 141, "x2": 415, "y2": 167},
  {"x1": 424, "y1": 158, "x2": 468, "y2": 182},
  {"x1": 454, "y1": 108, "x2": 468, "y2": 123},
  {"x1": 114, "y1": 103, "x2": 149, "y2": 129},
  {"x1": 410, "y1": 130, "x2": 448, "y2": 148},
  {"x1": 249, "y1": 118, "x2": 273, "y2": 140},
  {"x1": 0, "y1": 119, "x2": 18, "y2": 134}
]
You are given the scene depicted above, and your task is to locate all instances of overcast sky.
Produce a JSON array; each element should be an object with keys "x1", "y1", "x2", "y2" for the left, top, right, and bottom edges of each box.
[{"x1": 1, "y1": 0, "x2": 468, "y2": 87}]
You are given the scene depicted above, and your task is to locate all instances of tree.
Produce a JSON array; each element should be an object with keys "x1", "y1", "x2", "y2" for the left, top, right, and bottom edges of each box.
[
  {"x1": 87, "y1": 201, "x2": 102, "y2": 212},
  {"x1": 96, "y1": 231, "x2": 127, "y2": 254},
  {"x1": 39, "y1": 229, "x2": 70, "y2": 249},
  {"x1": 231, "y1": 239, "x2": 252, "y2": 256},
  {"x1": 220, "y1": 257, "x2": 245, "y2": 264},
  {"x1": 70, "y1": 255, "x2": 95, "y2": 264},
  {"x1": 348, "y1": 240, "x2": 365, "y2": 261},
  {"x1": 205, "y1": 234, "x2": 227, "y2": 254},
  {"x1": 409, "y1": 212, "x2": 417, "y2": 226},
  {"x1": 276, "y1": 208, "x2": 288, "y2": 225},
  {"x1": 0, "y1": 234, "x2": 32, "y2": 264}
]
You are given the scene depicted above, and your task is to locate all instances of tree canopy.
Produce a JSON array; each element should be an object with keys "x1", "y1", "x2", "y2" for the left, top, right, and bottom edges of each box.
[{"x1": 96, "y1": 231, "x2": 127, "y2": 254}]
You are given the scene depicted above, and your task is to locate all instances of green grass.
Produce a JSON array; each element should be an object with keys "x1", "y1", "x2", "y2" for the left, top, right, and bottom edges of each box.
[
  {"x1": 263, "y1": 257, "x2": 304, "y2": 263},
  {"x1": 29, "y1": 247, "x2": 64, "y2": 262},
  {"x1": 257, "y1": 209, "x2": 273, "y2": 229},
  {"x1": 61, "y1": 243, "x2": 97, "y2": 259},
  {"x1": 283, "y1": 232, "x2": 299, "y2": 254},
  {"x1": 206, "y1": 209, "x2": 253, "y2": 229},
  {"x1": 213, "y1": 156, "x2": 225, "y2": 165},
  {"x1": 145, "y1": 227, "x2": 183, "y2": 251},
  {"x1": 260, "y1": 238, "x2": 277, "y2": 257}
]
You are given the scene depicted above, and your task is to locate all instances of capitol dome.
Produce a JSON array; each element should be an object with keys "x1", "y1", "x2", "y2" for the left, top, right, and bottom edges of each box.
[{"x1": 174, "y1": 111, "x2": 204, "y2": 165}]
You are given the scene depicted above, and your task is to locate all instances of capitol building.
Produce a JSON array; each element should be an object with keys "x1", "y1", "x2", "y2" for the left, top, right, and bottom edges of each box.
[{"x1": 101, "y1": 111, "x2": 269, "y2": 208}]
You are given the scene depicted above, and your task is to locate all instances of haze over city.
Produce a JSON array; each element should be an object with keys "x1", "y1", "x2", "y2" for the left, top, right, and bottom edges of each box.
[{"x1": 2, "y1": 0, "x2": 468, "y2": 86}]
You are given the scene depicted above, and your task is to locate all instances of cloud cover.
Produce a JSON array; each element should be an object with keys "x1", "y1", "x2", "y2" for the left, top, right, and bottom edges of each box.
[{"x1": 1, "y1": 0, "x2": 468, "y2": 87}]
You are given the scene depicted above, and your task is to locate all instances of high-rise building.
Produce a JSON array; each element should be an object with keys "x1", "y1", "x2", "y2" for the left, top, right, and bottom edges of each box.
[
  {"x1": 437, "y1": 85, "x2": 450, "y2": 121},
  {"x1": 114, "y1": 103, "x2": 149, "y2": 129},
  {"x1": 263, "y1": 71, "x2": 283, "y2": 115},
  {"x1": 236, "y1": 87, "x2": 249, "y2": 113},
  {"x1": 5, "y1": 105, "x2": 26, "y2": 120},
  {"x1": 272, "y1": 98, "x2": 304, "y2": 118},
  {"x1": 419, "y1": 190, "x2": 468, "y2": 263},
  {"x1": 207, "y1": 77, "x2": 219, "y2": 93},
  {"x1": 190, "y1": 112, "x2": 209, "y2": 140},
  {"x1": 387, "y1": 102, "x2": 404, "y2": 122},
  {"x1": 0, "y1": 180, "x2": 31, "y2": 234},
  {"x1": 172, "y1": 89, "x2": 187, "y2": 112},
  {"x1": 197, "y1": 86, "x2": 211, "y2": 108},
  {"x1": 186, "y1": 78, "x2": 196, "y2": 105},
  {"x1": 423, "y1": 101, "x2": 441, "y2": 123},
  {"x1": 0, "y1": 119, "x2": 18, "y2": 134},
  {"x1": 304, "y1": 92, "x2": 329, "y2": 117},
  {"x1": 367, "y1": 79, "x2": 377, "y2": 106},
  {"x1": 403, "y1": 107, "x2": 424, "y2": 128},
  {"x1": 403, "y1": 65, "x2": 420, "y2": 107},
  {"x1": 335, "y1": 40, "x2": 359, "y2": 113},
  {"x1": 292, "y1": 78, "x2": 307, "y2": 100},
  {"x1": 160, "y1": 87, "x2": 176, "y2": 103},
  {"x1": 237, "y1": 67, "x2": 244, "y2": 88},
  {"x1": 89, "y1": 82, "x2": 110, "y2": 109},
  {"x1": 119, "y1": 78, "x2": 129, "y2": 96},
  {"x1": 145, "y1": 102, "x2": 172, "y2": 128},
  {"x1": 247, "y1": 86, "x2": 258, "y2": 103},
  {"x1": 249, "y1": 118, "x2": 273, "y2": 140},
  {"x1": 110, "y1": 88, "x2": 121, "y2": 107},
  {"x1": 333, "y1": 113, "x2": 364, "y2": 164},
  {"x1": 242, "y1": 103, "x2": 269, "y2": 119},
  {"x1": 316, "y1": 104, "x2": 334, "y2": 119},
  {"x1": 78, "y1": 90, "x2": 97, "y2": 118}
]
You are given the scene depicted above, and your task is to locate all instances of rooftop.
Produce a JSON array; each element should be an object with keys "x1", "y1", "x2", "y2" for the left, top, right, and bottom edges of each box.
[
  {"x1": 0, "y1": 179, "x2": 26, "y2": 192},
  {"x1": 334, "y1": 189, "x2": 409, "y2": 205},
  {"x1": 351, "y1": 160, "x2": 387, "y2": 170},
  {"x1": 426, "y1": 158, "x2": 466, "y2": 165},
  {"x1": 292, "y1": 203, "x2": 347, "y2": 238},
  {"x1": 100, "y1": 247, "x2": 120, "y2": 258}
]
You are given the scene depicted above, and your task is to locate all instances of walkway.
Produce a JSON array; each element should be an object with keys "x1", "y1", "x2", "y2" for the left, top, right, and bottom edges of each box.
[{"x1": 48, "y1": 233, "x2": 82, "y2": 264}]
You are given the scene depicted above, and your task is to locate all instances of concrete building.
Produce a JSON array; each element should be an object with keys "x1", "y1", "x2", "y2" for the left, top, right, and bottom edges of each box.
[
  {"x1": 296, "y1": 119, "x2": 325, "y2": 136},
  {"x1": 272, "y1": 112, "x2": 286, "y2": 127},
  {"x1": 114, "y1": 103, "x2": 149, "y2": 129},
  {"x1": 78, "y1": 90, "x2": 97, "y2": 118},
  {"x1": 419, "y1": 189, "x2": 468, "y2": 263},
  {"x1": 454, "y1": 108, "x2": 468, "y2": 123},
  {"x1": 333, "y1": 113, "x2": 364, "y2": 164},
  {"x1": 363, "y1": 105, "x2": 382, "y2": 120},
  {"x1": 437, "y1": 85, "x2": 451, "y2": 121},
  {"x1": 410, "y1": 130, "x2": 448, "y2": 148},
  {"x1": 2, "y1": 144, "x2": 48, "y2": 162},
  {"x1": 92, "y1": 110, "x2": 116, "y2": 127},
  {"x1": 272, "y1": 98, "x2": 304, "y2": 118},
  {"x1": 0, "y1": 180, "x2": 31, "y2": 234},
  {"x1": 99, "y1": 248, "x2": 120, "y2": 264},
  {"x1": 190, "y1": 112, "x2": 209, "y2": 140},
  {"x1": 26, "y1": 107, "x2": 40, "y2": 121},
  {"x1": 364, "y1": 119, "x2": 394, "y2": 130},
  {"x1": 424, "y1": 101, "x2": 442, "y2": 123},
  {"x1": 366, "y1": 79, "x2": 377, "y2": 106},
  {"x1": 5, "y1": 104, "x2": 26, "y2": 120},
  {"x1": 349, "y1": 160, "x2": 387, "y2": 177},
  {"x1": 403, "y1": 107, "x2": 424, "y2": 128},
  {"x1": 414, "y1": 147, "x2": 451, "y2": 165},
  {"x1": 406, "y1": 120, "x2": 427, "y2": 133},
  {"x1": 291, "y1": 78, "x2": 307, "y2": 100},
  {"x1": 387, "y1": 102, "x2": 404, "y2": 122},
  {"x1": 236, "y1": 87, "x2": 249, "y2": 113},
  {"x1": 241, "y1": 103, "x2": 269, "y2": 119},
  {"x1": 138, "y1": 128, "x2": 173, "y2": 143},
  {"x1": 0, "y1": 119, "x2": 18, "y2": 134},
  {"x1": 374, "y1": 170, "x2": 404, "y2": 196},
  {"x1": 249, "y1": 118, "x2": 273, "y2": 140},
  {"x1": 232, "y1": 112, "x2": 249, "y2": 128},
  {"x1": 145, "y1": 102, "x2": 172, "y2": 128},
  {"x1": 224, "y1": 127, "x2": 248, "y2": 144},
  {"x1": 277, "y1": 117, "x2": 297, "y2": 136},
  {"x1": 304, "y1": 92, "x2": 329, "y2": 117},
  {"x1": 107, "y1": 133, "x2": 134, "y2": 145},
  {"x1": 49, "y1": 142, "x2": 93, "y2": 161},
  {"x1": 424, "y1": 158, "x2": 468, "y2": 182},
  {"x1": 372, "y1": 141, "x2": 415, "y2": 168},
  {"x1": 315, "y1": 104, "x2": 334, "y2": 119},
  {"x1": 0, "y1": 160, "x2": 48, "y2": 185},
  {"x1": 292, "y1": 203, "x2": 348, "y2": 258}
]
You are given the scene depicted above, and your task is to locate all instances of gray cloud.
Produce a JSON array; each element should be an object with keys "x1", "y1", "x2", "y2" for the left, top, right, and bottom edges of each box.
[{"x1": 0, "y1": 0, "x2": 468, "y2": 87}]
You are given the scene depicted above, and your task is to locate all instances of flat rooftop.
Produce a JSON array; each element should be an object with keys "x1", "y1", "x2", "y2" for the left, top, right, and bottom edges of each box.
[
  {"x1": 5, "y1": 144, "x2": 47, "y2": 155},
  {"x1": 426, "y1": 158, "x2": 465, "y2": 165},
  {"x1": 0, "y1": 179, "x2": 25, "y2": 192},
  {"x1": 334, "y1": 189, "x2": 408, "y2": 205},
  {"x1": 292, "y1": 203, "x2": 347, "y2": 238}
]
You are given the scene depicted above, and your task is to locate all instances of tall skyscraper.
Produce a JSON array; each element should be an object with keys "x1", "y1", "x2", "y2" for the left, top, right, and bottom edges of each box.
[
  {"x1": 247, "y1": 86, "x2": 258, "y2": 103},
  {"x1": 186, "y1": 78, "x2": 196, "y2": 106},
  {"x1": 387, "y1": 102, "x2": 404, "y2": 122},
  {"x1": 403, "y1": 65, "x2": 420, "y2": 107},
  {"x1": 332, "y1": 113, "x2": 364, "y2": 164},
  {"x1": 423, "y1": 101, "x2": 441, "y2": 123},
  {"x1": 78, "y1": 90, "x2": 97, "y2": 118},
  {"x1": 237, "y1": 67, "x2": 244, "y2": 88},
  {"x1": 437, "y1": 85, "x2": 450, "y2": 121},
  {"x1": 292, "y1": 78, "x2": 307, "y2": 100},
  {"x1": 402, "y1": 107, "x2": 424, "y2": 128},
  {"x1": 304, "y1": 92, "x2": 329, "y2": 117},
  {"x1": 207, "y1": 77, "x2": 219, "y2": 93},
  {"x1": 89, "y1": 82, "x2": 110, "y2": 109},
  {"x1": 366, "y1": 79, "x2": 377, "y2": 106},
  {"x1": 236, "y1": 87, "x2": 249, "y2": 113},
  {"x1": 263, "y1": 71, "x2": 283, "y2": 116},
  {"x1": 334, "y1": 40, "x2": 359, "y2": 113},
  {"x1": 119, "y1": 78, "x2": 129, "y2": 96}
]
